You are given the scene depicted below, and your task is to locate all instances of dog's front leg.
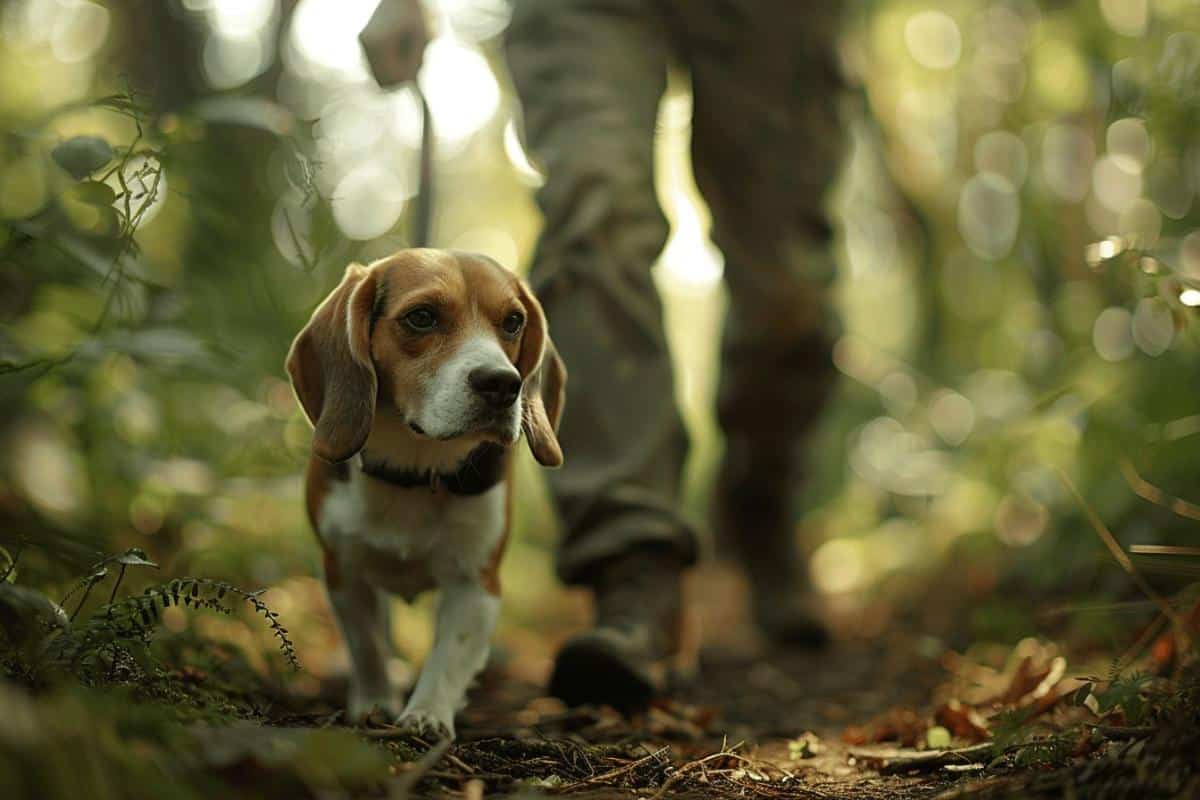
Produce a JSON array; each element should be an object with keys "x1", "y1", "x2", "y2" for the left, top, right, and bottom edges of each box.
[
  {"x1": 396, "y1": 577, "x2": 498, "y2": 739},
  {"x1": 327, "y1": 571, "x2": 401, "y2": 720}
]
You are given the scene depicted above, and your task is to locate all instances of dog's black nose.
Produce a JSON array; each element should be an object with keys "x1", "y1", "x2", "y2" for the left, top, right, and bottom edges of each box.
[{"x1": 469, "y1": 367, "x2": 522, "y2": 409}]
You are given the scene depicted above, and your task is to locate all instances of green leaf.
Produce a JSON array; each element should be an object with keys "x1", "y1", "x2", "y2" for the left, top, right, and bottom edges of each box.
[
  {"x1": 121, "y1": 640, "x2": 159, "y2": 676},
  {"x1": 72, "y1": 180, "x2": 117, "y2": 207},
  {"x1": 115, "y1": 548, "x2": 158, "y2": 568},
  {"x1": 787, "y1": 732, "x2": 824, "y2": 759},
  {"x1": 926, "y1": 726, "x2": 952, "y2": 749},
  {"x1": 52, "y1": 136, "x2": 114, "y2": 179},
  {"x1": 1096, "y1": 673, "x2": 1151, "y2": 719}
]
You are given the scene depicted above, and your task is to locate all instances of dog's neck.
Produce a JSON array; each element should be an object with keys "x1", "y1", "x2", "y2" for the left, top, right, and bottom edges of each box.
[
  {"x1": 359, "y1": 442, "x2": 507, "y2": 495},
  {"x1": 358, "y1": 407, "x2": 504, "y2": 494}
]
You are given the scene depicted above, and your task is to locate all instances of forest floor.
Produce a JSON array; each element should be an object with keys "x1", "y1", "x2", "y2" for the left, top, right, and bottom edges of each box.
[
  {"x1": 5, "y1": 562, "x2": 1198, "y2": 798},
  {"x1": 255, "y1": 629, "x2": 1198, "y2": 800},
  {"x1": 243, "y1": 565, "x2": 1200, "y2": 800}
]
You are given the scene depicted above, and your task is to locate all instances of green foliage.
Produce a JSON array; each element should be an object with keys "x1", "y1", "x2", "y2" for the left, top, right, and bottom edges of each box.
[
  {"x1": 0, "y1": 683, "x2": 392, "y2": 800},
  {"x1": 51, "y1": 136, "x2": 114, "y2": 181},
  {"x1": 1, "y1": 548, "x2": 298, "y2": 689},
  {"x1": 2, "y1": 5, "x2": 1200, "y2": 797},
  {"x1": 989, "y1": 705, "x2": 1039, "y2": 756},
  {"x1": 1092, "y1": 671, "x2": 1154, "y2": 725}
]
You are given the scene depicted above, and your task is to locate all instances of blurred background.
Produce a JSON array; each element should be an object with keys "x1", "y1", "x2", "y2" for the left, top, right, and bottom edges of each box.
[{"x1": 2, "y1": 0, "x2": 1200, "y2": 696}]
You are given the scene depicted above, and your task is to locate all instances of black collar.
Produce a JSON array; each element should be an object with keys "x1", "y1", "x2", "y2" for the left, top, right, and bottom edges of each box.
[{"x1": 358, "y1": 443, "x2": 507, "y2": 495}]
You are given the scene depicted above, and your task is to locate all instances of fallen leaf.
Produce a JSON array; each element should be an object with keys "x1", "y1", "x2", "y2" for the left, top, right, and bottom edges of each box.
[
  {"x1": 995, "y1": 656, "x2": 1048, "y2": 705},
  {"x1": 1152, "y1": 632, "x2": 1176, "y2": 674},
  {"x1": 841, "y1": 707, "x2": 926, "y2": 747},
  {"x1": 1031, "y1": 657, "x2": 1067, "y2": 700},
  {"x1": 842, "y1": 725, "x2": 870, "y2": 746},
  {"x1": 935, "y1": 700, "x2": 990, "y2": 742}
]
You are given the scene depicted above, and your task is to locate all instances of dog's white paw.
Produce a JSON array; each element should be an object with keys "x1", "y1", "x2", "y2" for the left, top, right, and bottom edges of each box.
[{"x1": 395, "y1": 707, "x2": 455, "y2": 740}]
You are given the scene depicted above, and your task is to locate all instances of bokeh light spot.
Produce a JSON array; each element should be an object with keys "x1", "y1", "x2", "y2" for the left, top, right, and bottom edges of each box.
[
  {"x1": 1092, "y1": 307, "x2": 1135, "y2": 362},
  {"x1": 994, "y1": 494, "x2": 1048, "y2": 546},
  {"x1": 210, "y1": 0, "x2": 276, "y2": 38},
  {"x1": 1092, "y1": 155, "x2": 1143, "y2": 214},
  {"x1": 904, "y1": 11, "x2": 961, "y2": 70},
  {"x1": 290, "y1": 0, "x2": 378, "y2": 76},
  {"x1": 811, "y1": 538, "x2": 867, "y2": 594},
  {"x1": 1106, "y1": 118, "x2": 1151, "y2": 174},
  {"x1": 419, "y1": 37, "x2": 500, "y2": 146},
  {"x1": 203, "y1": 33, "x2": 269, "y2": 89},
  {"x1": 1132, "y1": 297, "x2": 1174, "y2": 356},
  {"x1": 929, "y1": 389, "x2": 975, "y2": 446},
  {"x1": 331, "y1": 163, "x2": 413, "y2": 240},
  {"x1": 958, "y1": 173, "x2": 1019, "y2": 260},
  {"x1": 1032, "y1": 39, "x2": 1089, "y2": 111},
  {"x1": 1100, "y1": 0, "x2": 1148, "y2": 37},
  {"x1": 1179, "y1": 231, "x2": 1200, "y2": 279},
  {"x1": 51, "y1": 0, "x2": 110, "y2": 63},
  {"x1": 975, "y1": 130, "x2": 1028, "y2": 187},
  {"x1": 1042, "y1": 124, "x2": 1094, "y2": 203}
]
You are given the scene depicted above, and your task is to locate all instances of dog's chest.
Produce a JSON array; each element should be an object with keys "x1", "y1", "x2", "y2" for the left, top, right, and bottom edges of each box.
[{"x1": 318, "y1": 472, "x2": 506, "y2": 598}]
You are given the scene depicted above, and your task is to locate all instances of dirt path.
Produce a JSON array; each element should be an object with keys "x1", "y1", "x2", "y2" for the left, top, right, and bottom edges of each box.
[
  {"x1": 258, "y1": 568, "x2": 1196, "y2": 798},
  {"x1": 361, "y1": 636, "x2": 957, "y2": 799}
]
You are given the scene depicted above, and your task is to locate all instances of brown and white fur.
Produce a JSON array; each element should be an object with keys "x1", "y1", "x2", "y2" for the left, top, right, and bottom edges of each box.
[{"x1": 286, "y1": 249, "x2": 565, "y2": 739}]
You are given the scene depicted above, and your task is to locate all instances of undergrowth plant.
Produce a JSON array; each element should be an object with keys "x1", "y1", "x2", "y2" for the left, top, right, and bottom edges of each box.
[{"x1": 0, "y1": 546, "x2": 298, "y2": 689}]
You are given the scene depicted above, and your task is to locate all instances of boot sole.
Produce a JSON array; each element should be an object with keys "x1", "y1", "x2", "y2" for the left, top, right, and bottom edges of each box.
[{"x1": 549, "y1": 634, "x2": 660, "y2": 711}]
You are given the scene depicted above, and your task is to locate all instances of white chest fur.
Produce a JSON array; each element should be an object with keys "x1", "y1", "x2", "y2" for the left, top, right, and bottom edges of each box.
[{"x1": 318, "y1": 469, "x2": 507, "y2": 600}]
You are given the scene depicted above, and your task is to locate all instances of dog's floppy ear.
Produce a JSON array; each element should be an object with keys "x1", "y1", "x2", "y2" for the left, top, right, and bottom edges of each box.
[
  {"x1": 515, "y1": 280, "x2": 566, "y2": 467},
  {"x1": 286, "y1": 263, "x2": 380, "y2": 463}
]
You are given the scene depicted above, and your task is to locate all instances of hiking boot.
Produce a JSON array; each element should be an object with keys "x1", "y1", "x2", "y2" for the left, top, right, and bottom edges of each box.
[
  {"x1": 550, "y1": 546, "x2": 685, "y2": 710},
  {"x1": 716, "y1": 445, "x2": 831, "y2": 648},
  {"x1": 737, "y1": 521, "x2": 829, "y2": 647},
  {"x1": 751, "y1": 584, "x2": 830, "y2": 647}
]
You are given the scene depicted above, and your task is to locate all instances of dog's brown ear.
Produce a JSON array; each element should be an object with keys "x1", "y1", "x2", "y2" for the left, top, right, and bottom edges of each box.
[
  {"x1": 286, "y1": 263, "x2": 379, "y2": 463},
  {"x1": 515, "y1": 280, "x2": 566, "y2": 467}
]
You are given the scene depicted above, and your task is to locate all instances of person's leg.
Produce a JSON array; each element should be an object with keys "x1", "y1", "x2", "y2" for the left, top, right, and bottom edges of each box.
[
  {"x1": 674, "y1": 1, "x2": 845, "y2": 644},
  {"x1": 505, "y1": 0, "x2": 697, "y2": 706}
]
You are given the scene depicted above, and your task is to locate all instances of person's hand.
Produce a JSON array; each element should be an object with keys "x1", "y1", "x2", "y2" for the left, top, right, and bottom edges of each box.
[{"x1": 359, "y1": 0, "x2": 429, "y2": 88}]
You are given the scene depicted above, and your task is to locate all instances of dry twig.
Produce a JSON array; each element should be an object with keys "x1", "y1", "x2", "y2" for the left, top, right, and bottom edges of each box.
[
  {"x1": 849, "y1": 742, "x2": 994, "y2": 775},
  {"x1": 390, "y1": 739, "x2": 452, "y2": 800},
  {"x1": 554, "y1": 745, "x2": 670, "y2": 792},
  {"x1": 1056, "y1": 468, "x2": 1189, "y2": 649},
  {"x1": 1120, "y1": 460, "x2": 1200, "y2": 523}
]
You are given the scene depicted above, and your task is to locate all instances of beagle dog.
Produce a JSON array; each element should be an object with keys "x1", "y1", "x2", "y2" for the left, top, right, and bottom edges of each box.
[{"x1": 286, "y1": 249, "x2": 565, "y2": 739}]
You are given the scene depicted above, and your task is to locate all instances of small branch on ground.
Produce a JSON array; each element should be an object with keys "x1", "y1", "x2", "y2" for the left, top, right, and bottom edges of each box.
[
  {"x1": 849, "y1": 742, "x2": 995, "y2": 775},
  {"x1": 389, "y1": 738, "x2": 451, "y2": 800},
  {"x1": 555, "y1": 745, "x2": 671, "y2": 792}
]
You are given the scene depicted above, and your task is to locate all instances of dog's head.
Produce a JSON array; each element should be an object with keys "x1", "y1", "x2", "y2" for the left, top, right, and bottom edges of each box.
[{"x1": 286, "y1": 249, "x2": 566, "y2": 467}]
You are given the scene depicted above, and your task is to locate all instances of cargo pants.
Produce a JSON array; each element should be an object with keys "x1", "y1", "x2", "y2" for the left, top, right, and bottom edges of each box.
[{"x1": 505, "y1": 0, "x2": 844, "y2": 584}]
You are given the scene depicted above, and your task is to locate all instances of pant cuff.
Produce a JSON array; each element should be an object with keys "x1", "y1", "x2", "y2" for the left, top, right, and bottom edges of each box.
[{"x1": 556, "y1": 513, "x2": 700, "y2": 585}]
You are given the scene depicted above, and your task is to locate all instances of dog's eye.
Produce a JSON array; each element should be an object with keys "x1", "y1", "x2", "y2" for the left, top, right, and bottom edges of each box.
[
  {"x1": 502, "y1": 312, "x2": 525, "y2": 335},
  {"x1": 403, "y1": 307, "x2": 438, "y2": 332}
]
